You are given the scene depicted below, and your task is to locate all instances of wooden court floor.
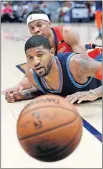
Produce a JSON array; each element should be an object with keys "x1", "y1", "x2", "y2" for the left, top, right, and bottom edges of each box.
[{"x1": 1, "y1": 23, "x2": 102, "y2": 168}]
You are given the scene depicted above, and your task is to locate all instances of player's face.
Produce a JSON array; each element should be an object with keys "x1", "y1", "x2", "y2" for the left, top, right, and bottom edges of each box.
[
  {"x1": 26, "y1": 46, "x2": 55, "y2": 77},
  {"x1": 28, "y1": 20, "x2": 51, "y2": 38}
]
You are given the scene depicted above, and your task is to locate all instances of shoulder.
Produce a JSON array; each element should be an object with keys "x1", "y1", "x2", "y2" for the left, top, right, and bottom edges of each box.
[
  {"x1": 62, "y1": 25, "x2": 80, "y2": 45},
  {"x1": 62, "y1": 25, "x2": 72, "y2": 33},
  {"x1": 26, "y1": 68, "x2": 39, "y2": 89},
  {"x1": 25, "y1": 64, "x2": 32, "y2": 76},
  {"x1": 68, "y1": 53, "x2": 89, "y2": 83},
  {"x1": 52, "y1": 26, "x2": 63, "y2": 32},
  {"x1": 26, "y1": 68, "x2": 33, "y2": 77},
  {"x1": 26, "y1": 67, "x2": 34, "y2": 83}
]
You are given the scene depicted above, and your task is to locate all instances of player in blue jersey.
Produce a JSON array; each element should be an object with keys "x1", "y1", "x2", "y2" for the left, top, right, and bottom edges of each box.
[{"x1": 5, "y1": 35, "x2": 102, "y2": 104}]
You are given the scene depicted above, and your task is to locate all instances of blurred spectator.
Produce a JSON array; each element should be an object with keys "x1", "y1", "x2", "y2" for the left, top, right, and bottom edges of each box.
[
  {"x1": 57, "y1": 1, "x2": 72, "y2": 22},
  {"x1": 95, "y1": 1, "x2": 102, "y2": 39},
  {"x1": 57, "y1": 5, "x2": 67, "y2": 22},
  {"x1": 1, "y1": 1, "x2": 100, "y2": 24},
  {"x1": 1, "y1": 2, "x2": 14, "y2": 22},
  {"x1": 63, "y1": 1, "x2": 72, "y2": 23},
  {"x1": 85, "y1": 1, "x2": 91, "y2": 20},
  {"x1": 40, "y1": 2, "x2": 51, "y2": 20}
]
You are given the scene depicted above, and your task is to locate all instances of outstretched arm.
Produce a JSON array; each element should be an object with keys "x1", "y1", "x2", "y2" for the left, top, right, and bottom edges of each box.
[
  {"x1": 5, "y1": 87, "x2": 43, "y2": 103},
  {"x1": 2, "y1": 63, "x2": 33, "y2": 95},
  {"x1": 67, "y1": 53, "x2": 102, "y2": 103},
  {"x1": 66, "y1": 86, "x2": 102, "y2": 104},
  {"x1": 69, "y1": 53, "x2": 102, "y2": 82},
  {"x1": 4, "y1": 68, "x2": 42, "y2": 103}
]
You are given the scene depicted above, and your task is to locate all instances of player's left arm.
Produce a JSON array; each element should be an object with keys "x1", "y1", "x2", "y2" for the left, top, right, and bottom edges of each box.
[
  {"x1": 66, "y1": 53, "x2": 102, "y2": 103},
  {"x1": 66, "y1": 86, "x2": 102, "y2": 104},
  {"x1": 62, "y1": 26, "x2": 88, "y2": 54}
]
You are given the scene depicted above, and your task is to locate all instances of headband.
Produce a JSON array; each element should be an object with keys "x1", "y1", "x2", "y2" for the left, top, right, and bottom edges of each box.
[{"x1": 27, "y1": 14, "x2": 50, "y2": 24}]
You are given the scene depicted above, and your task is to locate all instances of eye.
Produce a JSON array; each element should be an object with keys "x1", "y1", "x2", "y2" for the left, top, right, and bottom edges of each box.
[
  {"x1": 36, "y1": 23, "x2": 42, "y2": 27},
  {"x1": 30, "y1": 27, "x2": 34, "y2": 30},
  {"x1": 38, "y1": 53, "x2": 43, "y2": 57},
  {"x1": 28, "y1": 56, "x2": 34, "y2": 60}
]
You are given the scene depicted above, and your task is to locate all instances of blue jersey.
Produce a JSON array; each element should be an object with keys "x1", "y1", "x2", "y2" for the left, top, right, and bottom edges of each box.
[
  {"x1": 95, "y1": 1, "x2": 102, "y2": 11},
  {"x1": 32, "y1": 53, "x2": 101, "y2": 96}
]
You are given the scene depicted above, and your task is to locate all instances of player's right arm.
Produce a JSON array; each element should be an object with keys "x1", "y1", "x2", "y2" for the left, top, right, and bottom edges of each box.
[
  {"x1": 5, "y1": 87, "x2": 43, "y2": 103},
  {"x1": 1, "y1": 76, "x2": 32, "y2": 95},
  {"x1": 2, "y1": 63, "x2": 33, "y2": 95},
  {"x1": 4, "y1": 68, "x2": 42, "y2": 103}
]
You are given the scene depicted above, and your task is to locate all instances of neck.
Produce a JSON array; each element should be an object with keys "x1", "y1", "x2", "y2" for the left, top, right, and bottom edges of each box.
[
  {"x1": 44, "y1": 57, "x2": 58, "y2": 81},
  {"x1": 48, "y1": 28, "x2": 56, "y2": 50}
]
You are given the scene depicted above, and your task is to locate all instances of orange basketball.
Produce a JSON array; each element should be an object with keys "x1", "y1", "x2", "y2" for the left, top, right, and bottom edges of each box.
[{"x1": 17, "y1": 95, "x2": 83, "y2": 162}]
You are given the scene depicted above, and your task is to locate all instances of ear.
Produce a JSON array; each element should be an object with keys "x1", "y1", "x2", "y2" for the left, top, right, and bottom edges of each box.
[
  {"x1": 50, "y1": 48, "x2": 55, "y2": 56},
  {"x1": 48, "y1": 21, "x2": 51, "y2": 27}
]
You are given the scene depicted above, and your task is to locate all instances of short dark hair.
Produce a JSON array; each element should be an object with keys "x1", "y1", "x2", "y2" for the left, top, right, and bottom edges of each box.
[
  {"x1": 25, "y1": 35, "x2": 51, "y2": 53},
  {"x1": 27, "y1": 9, "x2": 46, "y2": 18}
]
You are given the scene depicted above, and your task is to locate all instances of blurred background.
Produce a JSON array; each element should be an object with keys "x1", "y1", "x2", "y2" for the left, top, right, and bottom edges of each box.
[
  {"x1": 1, "y1": 1, "x2": 98, "y2": 23},
  {"x1": 1, "y1": 0, "x2": 102, "y2": 42}
]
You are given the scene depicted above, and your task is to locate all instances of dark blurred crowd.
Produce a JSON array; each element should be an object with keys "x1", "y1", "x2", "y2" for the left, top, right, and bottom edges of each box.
[{"x1": 1, "y1": 1, "x2": 101, "y2": 23}]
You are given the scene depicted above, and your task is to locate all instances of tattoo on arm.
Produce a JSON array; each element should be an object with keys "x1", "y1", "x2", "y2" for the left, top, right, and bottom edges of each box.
[
  {"x1": 72, "y1": 53, "x2": 99, "y2": 78},
  {"x1": 21, "y1": 88, "x2": 44, "y2": 100}
]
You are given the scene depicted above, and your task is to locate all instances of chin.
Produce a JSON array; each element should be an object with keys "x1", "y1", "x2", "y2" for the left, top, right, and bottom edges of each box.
[
  {"x1": 36, "y1": 68, "x2": 50, "y2": 77},
  {"x1": 37, "y1": 72, "x2": 46, "y2": 77}
]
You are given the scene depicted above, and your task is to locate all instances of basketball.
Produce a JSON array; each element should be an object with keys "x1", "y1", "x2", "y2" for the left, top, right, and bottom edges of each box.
[{"x1": 17, "y1": 95, "x2": 83, "y2": 162}]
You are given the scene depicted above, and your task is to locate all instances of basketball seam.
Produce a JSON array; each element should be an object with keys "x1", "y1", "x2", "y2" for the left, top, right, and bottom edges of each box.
[
  {"x1": 20, "y1": 105, "x2": 78, "y2": 118},
  {"x1": 35, "y1": 124, "x2": 82, "y2": 159},
  {"x1": 18, "y1": 115, "x2": 81, "y2": 141}
]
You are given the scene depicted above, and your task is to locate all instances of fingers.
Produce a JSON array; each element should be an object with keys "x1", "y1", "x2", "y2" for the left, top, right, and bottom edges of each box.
[
  {"x1": 66, "y1": 94, "x2": 76, "y2": 102},
  {"x1": 66, "y1": 95, "x2": 76, "y2": 103},
  {"x1": 77, "y1": 97, "x2": 87, "y2": 104},
  {"x1": 67, "y1": 95, "x2": 85, "y2": 104},
  {"x1": 5, "y1": 92, "x2": 20, "y2": 103},
  {"x1": 1, "y1": 84, "x2": 23, "y2": 95},
  {"x1": 1, "y1": 88, "x2": 14, "y2": 95},
  {"x1": 4, "y1": 89, "x2": 24, "y2": 103},
  {"x1": 1, "y1": 89, "x2": 11, "y2": 95},
  {"x1": 66, "y1": 92, "x2": 86, "y2": 104},
  {"x1": 5, "y1": 91, "x2": 15, "y2": 103},
  {"x1": 77, "y1": 94, "x2": 97, "y2": 104},
  {"x1": 70, "y1": 97, "x2": 79, "y2": 104},
  {"x1": 66, "y1": 91, "x2": 97, "y2": 105},
  {"x1": 66, "y1": 93, "x2": 82, "y2": 104}
]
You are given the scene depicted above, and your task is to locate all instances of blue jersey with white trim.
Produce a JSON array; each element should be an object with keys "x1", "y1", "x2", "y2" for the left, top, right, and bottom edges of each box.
[{"x1": 32, "y1": 52, "x2": 101, "y2": 96}]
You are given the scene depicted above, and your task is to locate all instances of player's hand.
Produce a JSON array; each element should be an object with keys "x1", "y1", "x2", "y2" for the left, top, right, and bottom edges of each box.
[
  {"x1": 66, "y1": 91, "x2": 99, "y2": 104},
  {"x1": 5, "y1": 91, "x2": 25, "y2": 103},
  {"x1": 1, "y1": 84, "x2": 24, "y2": 95},
  {"x1": 5, "y1": 89, "x2": 33, "y2": 103}
]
